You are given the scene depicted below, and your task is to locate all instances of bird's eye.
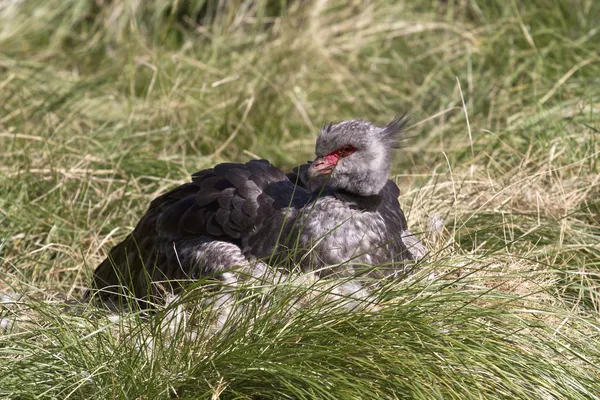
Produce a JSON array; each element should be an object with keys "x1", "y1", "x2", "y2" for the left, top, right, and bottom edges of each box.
[{"x1": 337, "y1": 145, "x2": 356, "y2": 157}]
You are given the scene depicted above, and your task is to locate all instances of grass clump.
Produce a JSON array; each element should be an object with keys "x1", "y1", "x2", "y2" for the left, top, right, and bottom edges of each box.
[{"x1": 1, "y1": 0, "x2": 600, "y2": 398}]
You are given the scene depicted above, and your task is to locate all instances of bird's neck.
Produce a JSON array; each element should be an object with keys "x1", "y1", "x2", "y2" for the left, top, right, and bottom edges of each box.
[{"x1": 333, "y1": 189, "x2": 382, "y2": 211}]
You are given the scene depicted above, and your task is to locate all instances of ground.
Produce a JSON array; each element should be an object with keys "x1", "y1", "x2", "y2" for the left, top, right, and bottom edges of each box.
[{"x1": 0, "y1": 0, "x2": 599, "y2": 398}]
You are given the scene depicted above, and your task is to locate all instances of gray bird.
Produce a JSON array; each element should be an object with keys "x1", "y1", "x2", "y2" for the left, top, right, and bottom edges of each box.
[{"x1": 87, "y1": 116, "x2": 424, "y2": 307}]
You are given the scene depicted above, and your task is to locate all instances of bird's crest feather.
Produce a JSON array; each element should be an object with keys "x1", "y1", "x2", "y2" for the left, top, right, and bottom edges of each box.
[{"x1": 381, "y1": 114, "x2": 409, "y2": 148}]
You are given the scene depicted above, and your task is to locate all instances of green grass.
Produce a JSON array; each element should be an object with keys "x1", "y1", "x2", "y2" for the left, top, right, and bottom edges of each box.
[{"x1": 1, "y1": 0, "x2": 600, "y2": 398}]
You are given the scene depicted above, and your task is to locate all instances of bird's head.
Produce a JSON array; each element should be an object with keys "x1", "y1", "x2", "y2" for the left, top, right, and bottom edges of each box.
[{"x1": 307, "y1": 116, "x2": 408, "y2": 196}]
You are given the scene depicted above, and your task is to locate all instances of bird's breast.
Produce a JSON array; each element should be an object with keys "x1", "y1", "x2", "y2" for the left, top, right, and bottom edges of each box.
[{"x1": 296, "y1": 197, "x2": 388, "y2": 270}]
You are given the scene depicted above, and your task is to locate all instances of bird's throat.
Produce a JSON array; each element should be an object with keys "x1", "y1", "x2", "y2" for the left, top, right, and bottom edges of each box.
[{"x1": 334, "y1": 190, "x2": 382, "y2": 211}]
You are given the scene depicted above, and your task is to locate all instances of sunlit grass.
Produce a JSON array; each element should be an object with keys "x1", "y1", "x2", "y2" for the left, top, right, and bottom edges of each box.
[{"x1": 1, "y1": 0, "x2": 599, "y2": 398}]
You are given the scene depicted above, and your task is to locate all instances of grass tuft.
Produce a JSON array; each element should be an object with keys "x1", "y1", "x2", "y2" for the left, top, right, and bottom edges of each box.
[{"x1": 1, "y1": 0, "x2": 600, "y2": 398}]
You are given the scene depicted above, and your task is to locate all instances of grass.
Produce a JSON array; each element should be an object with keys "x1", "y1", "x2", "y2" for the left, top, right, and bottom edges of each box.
[{"x1": 1, "y1": 0, "x2": 600, "y2": 398}]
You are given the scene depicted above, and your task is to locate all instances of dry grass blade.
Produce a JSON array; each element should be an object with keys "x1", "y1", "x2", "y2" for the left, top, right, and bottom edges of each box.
[{"x1": 1, "y1": 0, "x2": 600, "y2": 398}]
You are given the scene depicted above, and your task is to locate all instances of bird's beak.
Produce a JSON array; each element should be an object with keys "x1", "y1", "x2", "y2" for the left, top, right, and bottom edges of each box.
[{"x1": 307, "y1": 156, "x2": 336, "y2": 181}]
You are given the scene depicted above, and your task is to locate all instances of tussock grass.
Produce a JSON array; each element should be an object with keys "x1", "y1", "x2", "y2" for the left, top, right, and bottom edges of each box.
[{"x1": 1, "y1": 0, "x2": 600, "y2": 398}]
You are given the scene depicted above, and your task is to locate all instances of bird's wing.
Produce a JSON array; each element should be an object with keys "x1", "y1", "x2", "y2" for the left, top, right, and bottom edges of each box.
[
  {"x1": 177, "y1": 160, "x2": 311, "y2": 239},
  {"x1": 88, "y1": 183, "x2": 196, "y2": 306},
  {"x1": 89, "y1": 159, "x2": 312, "y2": 304},
  {"x1": 378, "y1": 179, "x2": 426, "y2": 262},
  {"x1": 377, "y1": 180, "x2": 407, "y2": 230},
  {"x1": 375, "y1": 180, "x2": 417, "y2": 261}
]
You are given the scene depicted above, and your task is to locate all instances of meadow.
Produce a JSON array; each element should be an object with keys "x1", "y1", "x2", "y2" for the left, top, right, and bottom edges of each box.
[{"x1": 1, "y1": 0, "x2": 599, "y2": 398}]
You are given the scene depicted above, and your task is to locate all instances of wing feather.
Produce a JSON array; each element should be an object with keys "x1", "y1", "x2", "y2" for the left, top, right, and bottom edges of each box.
[{"x1": 89, "y1": 159, "x2": 312, "y2": 305}]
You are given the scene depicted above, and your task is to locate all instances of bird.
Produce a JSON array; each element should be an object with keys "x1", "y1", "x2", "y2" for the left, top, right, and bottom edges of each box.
[{"x1": 87, "y1": 116, "x2": 425, "y2": 308}]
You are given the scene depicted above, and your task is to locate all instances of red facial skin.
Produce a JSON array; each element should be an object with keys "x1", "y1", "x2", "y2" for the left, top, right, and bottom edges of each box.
[{"x1": 308, "y1": 145, "x2": 356, "y2": 178}]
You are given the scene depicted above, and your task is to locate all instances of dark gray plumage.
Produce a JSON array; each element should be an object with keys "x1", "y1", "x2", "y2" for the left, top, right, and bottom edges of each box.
[{"x1": 87, "y1": 116, "x2": 424, "y2": 307}]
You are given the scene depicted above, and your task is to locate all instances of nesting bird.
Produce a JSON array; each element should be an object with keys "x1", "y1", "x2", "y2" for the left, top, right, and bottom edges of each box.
[{"x1": 88, "y1": 116, "x2": 424, "y2": 307}]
